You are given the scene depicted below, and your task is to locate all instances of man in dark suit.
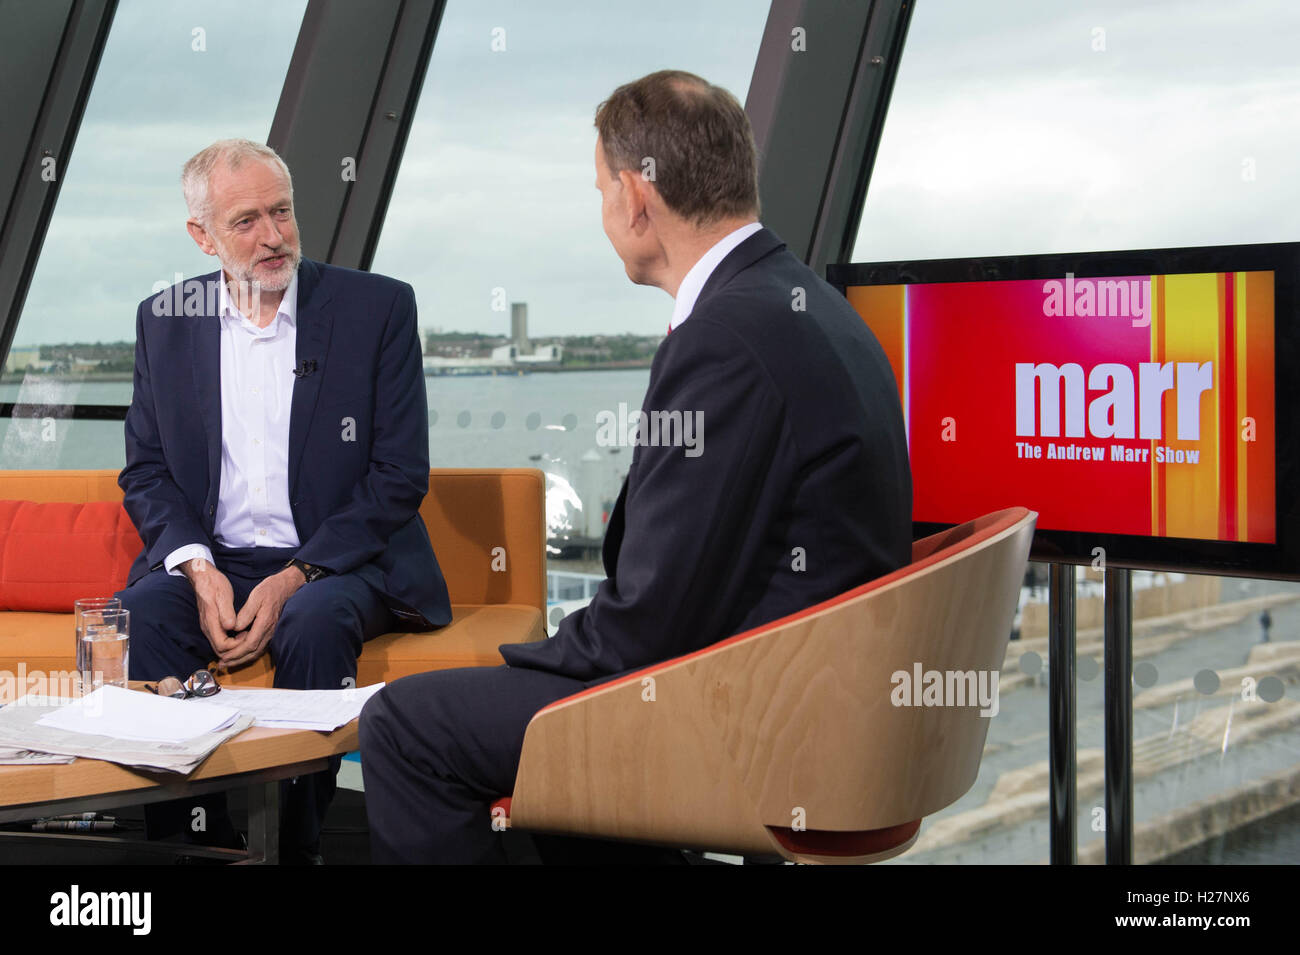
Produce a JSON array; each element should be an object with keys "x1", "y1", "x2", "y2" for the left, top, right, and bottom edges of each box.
[
  {"x1": 117, "y1": 139, "x2": 450, "y2": 862},
  {"x1": 359, "y1": 70, "x2": 912, "y2": 863}
]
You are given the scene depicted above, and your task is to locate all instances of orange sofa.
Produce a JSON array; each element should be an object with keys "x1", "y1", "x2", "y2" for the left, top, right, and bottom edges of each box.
[{"x1": 0, "y1": 469, "x2": 548, "y2": 688}]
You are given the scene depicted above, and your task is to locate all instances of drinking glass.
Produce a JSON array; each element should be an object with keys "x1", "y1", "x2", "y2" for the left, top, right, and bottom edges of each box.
[
  {"x1": 77, "y1": 602, "x2": 128, "y2": 691},
  {"x1": 75, "y1": 598, "x2": 121, "y2": 694}
]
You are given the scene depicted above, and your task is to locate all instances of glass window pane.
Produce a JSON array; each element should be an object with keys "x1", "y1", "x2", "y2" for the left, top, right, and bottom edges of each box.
[
  {"x1": 851, "y1": 0, "x2": 1300, "y2": 261},
  {"x1": 901, "y1": 565, "x2": 1299, "y2": 864},
  {"x1": 847, "y1": 0, "x2": 1300, "y2": 864},
  {"x1": 0, "y1": 417, "x2": 126, "y2": 471},
  {"x1": 372, "y1": 0, "x2": 769, "y2": 579},
  {"x1": 1068, "y1": 571, "x2": 1300, "y2": 864},
  {"x1": 3, "y1": 0, "x2": 307, "y2": 468}
]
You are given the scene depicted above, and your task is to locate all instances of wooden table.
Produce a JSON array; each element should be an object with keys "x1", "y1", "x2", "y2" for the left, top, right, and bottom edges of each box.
[{"x1": 0, "y1": 686, "x2": 359, "y2": 864}]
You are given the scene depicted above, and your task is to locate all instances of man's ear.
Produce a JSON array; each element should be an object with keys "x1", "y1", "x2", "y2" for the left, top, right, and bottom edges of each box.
[
  {"x1": 616, "y1": 167, "x2": 652, "y2": 230},
  {"x1": 186, "y1": 218, "x2": 216, "y2": 256}
]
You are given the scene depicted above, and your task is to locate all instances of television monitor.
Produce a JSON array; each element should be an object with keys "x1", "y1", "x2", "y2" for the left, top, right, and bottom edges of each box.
[{"x1": 828, "y1": 242, "x2": 1300, "y2": 579}]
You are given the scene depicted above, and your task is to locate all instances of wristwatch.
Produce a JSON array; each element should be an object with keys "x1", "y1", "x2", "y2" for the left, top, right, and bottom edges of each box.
[{"x1": 286, "y1": 558, "x2": 330, "y2": 583}]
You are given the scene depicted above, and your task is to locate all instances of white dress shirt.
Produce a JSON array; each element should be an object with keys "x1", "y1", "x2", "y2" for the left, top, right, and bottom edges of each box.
[
  {"x1": 668, "y1": 221, "x2": 763, "y2": 332},
  {"x1": 163, "y1": 272, "x2": 301, "y2": 574}
]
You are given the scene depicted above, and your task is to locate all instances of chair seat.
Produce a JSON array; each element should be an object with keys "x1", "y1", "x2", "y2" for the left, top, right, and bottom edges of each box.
[
  {"x1": 0, "y1": 603, "x2": 545, "y2": 691},
  {"x1": 765, "y1": 819, "x2": 922, "y2": 863},
  {"x1": 486, "y1": 792, "x2": 920, "y2": 862}
]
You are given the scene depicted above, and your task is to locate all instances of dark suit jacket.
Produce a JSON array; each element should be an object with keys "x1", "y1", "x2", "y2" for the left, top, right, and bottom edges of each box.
[
  {"x1": 120, "y1": 258, "x2": 452, "y2": 628},
  {"x1": 501, "y1": 227, "x2": 912, "y2": 680}
]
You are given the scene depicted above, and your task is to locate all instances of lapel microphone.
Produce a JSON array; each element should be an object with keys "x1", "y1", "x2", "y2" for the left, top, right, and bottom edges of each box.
[{"x1": 293, "y1": 358, "x2": 318, "y2": 378}]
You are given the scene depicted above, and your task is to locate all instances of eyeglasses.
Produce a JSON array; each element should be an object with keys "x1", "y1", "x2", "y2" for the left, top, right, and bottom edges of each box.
[{"x1": 144, "y1": 668, "x2": 221, "y2": 700}]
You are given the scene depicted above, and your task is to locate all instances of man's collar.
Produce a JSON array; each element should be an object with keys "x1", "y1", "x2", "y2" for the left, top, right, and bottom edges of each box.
[
  {"x1": 217, "y1": 265, "x2": 300, "y2": 327},
  {"x1": 669, "y1": 222, "x2": 764, "y2": 331}
]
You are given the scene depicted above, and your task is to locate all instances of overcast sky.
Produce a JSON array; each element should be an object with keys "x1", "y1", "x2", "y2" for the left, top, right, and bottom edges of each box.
[
  {"x1": 370, "y1": 0, "x2": 768, "y2": 339},
  {"x1": 854, "y1": 0, "x2": 1300, "y2": 262},
  {"x1": 15, "y1": 0, "x2": 1300, "y2": 345}
]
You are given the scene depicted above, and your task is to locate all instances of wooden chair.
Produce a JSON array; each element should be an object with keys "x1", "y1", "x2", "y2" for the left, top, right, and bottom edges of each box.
[{"x1": 493, "y1": 507, "x2": 1037, "y2": 864}]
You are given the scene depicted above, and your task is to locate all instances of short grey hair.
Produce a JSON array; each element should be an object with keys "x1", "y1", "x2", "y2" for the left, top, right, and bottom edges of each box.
[{"x1": 181, "y1": 139, "x2": 293, "y2": 225}]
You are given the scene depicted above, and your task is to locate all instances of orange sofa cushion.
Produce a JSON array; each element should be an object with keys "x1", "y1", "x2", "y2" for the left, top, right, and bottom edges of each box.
[
  {"x1": 0, "y1": 469, "x2": 548, "y2": 613},
  {"x1": 0, "y1": 469, "x2": 550, "y2": 691},
  {"x1": 0, "y1": 604, "x2": 545, "y2": 692},
  {"x1": 0, "y1": 501, "x2": 140, "y2": 612}
]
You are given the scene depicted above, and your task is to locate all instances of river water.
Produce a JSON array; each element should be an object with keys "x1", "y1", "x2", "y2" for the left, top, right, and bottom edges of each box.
[{"x1": 0, "y1": 369, "x2": 652, "y2": 542}]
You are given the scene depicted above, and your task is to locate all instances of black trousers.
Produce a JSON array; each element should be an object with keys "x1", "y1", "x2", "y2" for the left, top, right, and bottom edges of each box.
[
  {"x1": 118, "y1": 544, "x2": 397, "y2": 856},
  {"x1": 359, "y1": 664, "x2": 597, "y2": 863}
]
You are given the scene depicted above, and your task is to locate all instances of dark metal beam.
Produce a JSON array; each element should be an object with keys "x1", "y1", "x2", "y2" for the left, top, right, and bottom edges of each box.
[
  {"x1": 1104, "y1": 568, "x2": 1134, "y2": 864},
  {"x1": 0, "y1": 0, "x2": 117, "y2": 374},
  {"x1": 746, "y1": 0, "x2": 914, "y2": 273},
  {"x1": 268, "y1": 0, "x2": 446, "y2": 270},
  {"x1": 0, "y1": 403, "x2": 126, "y2": 421},
  {"x1": 1049, "y1": 562, "x2": 1077, "y2": 864}
]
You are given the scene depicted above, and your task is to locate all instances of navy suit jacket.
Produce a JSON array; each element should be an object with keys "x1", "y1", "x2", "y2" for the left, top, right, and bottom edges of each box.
[
  {"x1": 501, "y1": 227, "x2": 913, "y2": 681},
  {"x1": 120, "y1": 258, "x2": 452, "y2": 629}
]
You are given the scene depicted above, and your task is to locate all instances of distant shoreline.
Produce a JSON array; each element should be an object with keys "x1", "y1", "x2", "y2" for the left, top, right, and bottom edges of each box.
[
  {"x1": 457, "y1": 362, "x2": 652, "y2": 375},
  {"x1": 1, "y1": 365, "x2": 650, "y2": 385}
]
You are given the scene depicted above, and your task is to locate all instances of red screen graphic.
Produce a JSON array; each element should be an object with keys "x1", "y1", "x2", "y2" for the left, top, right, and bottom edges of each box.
[{"x1": 846, "y1": 272, "x2": 1275, "y2": 543}]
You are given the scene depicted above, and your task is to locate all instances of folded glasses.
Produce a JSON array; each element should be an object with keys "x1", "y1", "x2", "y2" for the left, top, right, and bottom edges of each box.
[{"x1": 144, "y1": 668, "x2": 221, "y2": 700}]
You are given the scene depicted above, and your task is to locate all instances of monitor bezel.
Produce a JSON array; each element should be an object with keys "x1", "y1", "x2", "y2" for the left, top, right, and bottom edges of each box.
[{"x1": 828, "y1": 241, "x2": 1300, "y2": 580}]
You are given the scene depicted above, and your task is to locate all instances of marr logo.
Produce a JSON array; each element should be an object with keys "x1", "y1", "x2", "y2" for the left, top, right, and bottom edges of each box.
[
  {"x1": 1015, "y1": 361, "x2": 1213, "y2": 441},
  {"x1": 50, "y1": 885, "x2": 151, "y2": 935}
]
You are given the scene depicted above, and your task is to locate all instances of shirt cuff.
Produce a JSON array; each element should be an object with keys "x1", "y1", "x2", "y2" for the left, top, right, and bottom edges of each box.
[{"x1": 164, "y1": 543, "x2": 215, "y2": 576}]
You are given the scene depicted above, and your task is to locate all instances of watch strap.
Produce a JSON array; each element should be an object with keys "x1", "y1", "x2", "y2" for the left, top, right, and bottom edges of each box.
[{"x1": 286, "y1": 558, "x2": 329, "y2": 583}]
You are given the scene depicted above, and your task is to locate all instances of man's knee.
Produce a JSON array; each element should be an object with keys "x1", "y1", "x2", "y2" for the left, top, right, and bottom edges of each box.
[
  {"x1": 360, "y1": 675, "x2": 477, "y2": 782},
  {"x1": 117, "y1": 570, "x2": 208, "y2": 679},
  {"x1": 358, "y1": 690, "x2": 393, "y2": 756},
  {"x1": 271, "y1": 579, "x2": 379, "y2": 687},
  {"x1": 276, "y1": 585, "x2": 366, "y2": 651},
  {"x1": 116, "y1": 568, "x2": 196, "y2": 621},
  {"x1": 361, "y1": 667, "x2": 582, "y2": 792},
  {"x1": 116, "y1": 571, "x2": 201, "y2": 651}
]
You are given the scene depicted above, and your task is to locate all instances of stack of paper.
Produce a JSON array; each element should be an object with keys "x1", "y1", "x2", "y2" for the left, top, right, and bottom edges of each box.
[
  {"x1": 189, "y1": 683, "x2": 385, "y2": 731},
  {"x1": 0, "y1": 744, "x2": 76, "y2": 766},
  {"x1": 0, "y1": 696, "x2": 77, "y2": 764},
  {"x1": 0, "y1": 688, "x2": 254, "y2": 774}
]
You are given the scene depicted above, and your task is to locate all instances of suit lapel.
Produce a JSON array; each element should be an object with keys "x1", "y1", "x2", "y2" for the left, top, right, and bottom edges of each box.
[
  {"x1": 288, "y1": 259, "x2": 333, "y2": 500},
  {"x1": 601, "y1": 479, "x2": 628, "y2": 577},
  {"x1": 191, "y1": 271, "x2": 222, "y2": 523}
]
